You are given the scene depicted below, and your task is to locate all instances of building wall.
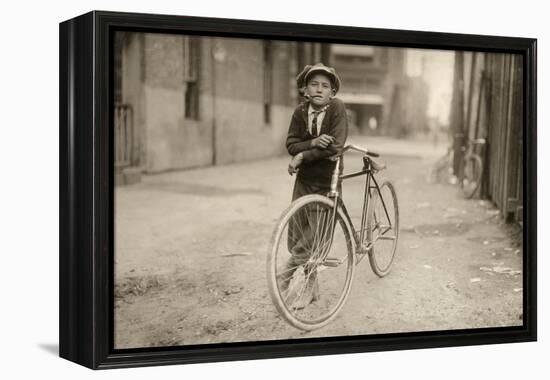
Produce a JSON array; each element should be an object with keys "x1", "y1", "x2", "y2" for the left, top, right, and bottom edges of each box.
[
  {"x1": 140, "y1": 33, "x2": 214, "y2": 172},
  {"x1": 331, "y1": 46, "x2": 407, "y2": 136},
  {"x1": 117, "y1": 33, "x2": 305, "y2": 174},
  {"x1": 211, "y1": 38, "x2": 291, "y2": 165}
]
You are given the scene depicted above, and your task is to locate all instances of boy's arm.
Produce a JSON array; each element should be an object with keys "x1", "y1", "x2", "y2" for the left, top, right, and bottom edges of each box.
[
  {"x1": 300, "y1": 100, "x2": 348, "y2": 163},
  {"x1": 286, "y1": 112, "x2": 313, "y2": 156}
]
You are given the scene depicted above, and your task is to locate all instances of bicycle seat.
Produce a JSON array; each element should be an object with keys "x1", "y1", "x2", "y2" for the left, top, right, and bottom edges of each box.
[
  {"x1": 363, "y1": 155, "x2": 386, "y2": 171},
  {"x1": 371, "y1": 159, "x2": 386, "y2": 172}
]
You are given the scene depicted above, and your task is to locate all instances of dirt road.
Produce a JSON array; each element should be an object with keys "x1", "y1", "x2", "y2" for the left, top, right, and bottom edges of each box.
[{"x1": 114, "y1": 137, "x2": 522, "y2": 348}]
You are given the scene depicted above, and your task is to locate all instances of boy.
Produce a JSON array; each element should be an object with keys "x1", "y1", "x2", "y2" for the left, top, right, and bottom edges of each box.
[{"x1": 281, "y1": 63, "x2": 348, "y2": 308}]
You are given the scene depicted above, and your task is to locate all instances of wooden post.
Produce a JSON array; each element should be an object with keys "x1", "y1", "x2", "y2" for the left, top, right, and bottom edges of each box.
[{"x1": 450, "y1": 51, "x2": 465, "y2": 175}]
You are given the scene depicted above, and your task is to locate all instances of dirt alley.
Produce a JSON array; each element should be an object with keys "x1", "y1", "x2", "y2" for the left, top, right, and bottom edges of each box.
[{"x1": 114, "y1": 136, "x2": 523, "y2": 348}]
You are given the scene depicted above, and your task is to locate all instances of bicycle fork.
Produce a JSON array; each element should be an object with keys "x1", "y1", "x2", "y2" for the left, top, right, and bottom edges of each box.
[{"x1": 358, "y1": 160, "x2": 393, "y2": 256}]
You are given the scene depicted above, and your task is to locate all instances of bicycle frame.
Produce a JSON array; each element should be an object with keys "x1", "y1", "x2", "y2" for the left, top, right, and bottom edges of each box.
[{"x1": 323, "y1": 152, "x2": 393, "y2": 265}]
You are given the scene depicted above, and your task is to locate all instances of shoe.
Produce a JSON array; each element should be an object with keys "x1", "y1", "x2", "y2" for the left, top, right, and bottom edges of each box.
[
  {"x1": 290, "y1": 273, "x2": 320, "y2": 310},
  {"x1": 277, "y1": 260, "x2": 296, "y2": 293}
]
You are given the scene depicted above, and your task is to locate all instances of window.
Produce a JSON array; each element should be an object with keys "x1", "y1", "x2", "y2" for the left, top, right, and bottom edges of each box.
[
  {"x1": 183, "y1": 36, "x2": 200, "y2": 120},
  {"x1": 263, "y1": 40, "x2": 273, "y2": 125}
]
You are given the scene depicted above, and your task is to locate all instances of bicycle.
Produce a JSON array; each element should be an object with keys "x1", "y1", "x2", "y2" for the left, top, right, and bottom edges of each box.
[
  {"x1": 266, "y1": 144, "x2": 399, "y2": 331},
  {"x1": 428, "y1": 136, "x2": 486, "y2": 199},
  {"x1": 460, "y1": 138, "x2": 486, "y2": 199}
]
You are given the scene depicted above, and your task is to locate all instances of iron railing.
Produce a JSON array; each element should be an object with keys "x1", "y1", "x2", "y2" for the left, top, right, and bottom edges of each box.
[{"x1": 114, "y1": 104, "x2": 134, "y2": 170}]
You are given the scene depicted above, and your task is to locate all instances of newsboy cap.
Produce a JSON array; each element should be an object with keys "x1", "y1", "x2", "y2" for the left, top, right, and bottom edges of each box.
[{"x1": 296, "y1": 63, "x2": 341, "y2": 93}]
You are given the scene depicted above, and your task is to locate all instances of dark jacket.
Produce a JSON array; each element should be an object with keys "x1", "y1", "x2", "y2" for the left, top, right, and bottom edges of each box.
[{"x1": 286, "y1": 98, "x2": 348, "y2": 187}]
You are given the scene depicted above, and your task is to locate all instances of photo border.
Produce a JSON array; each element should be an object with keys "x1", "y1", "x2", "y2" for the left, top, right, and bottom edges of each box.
[{"x1": 59, "y1": 10, "x2": 537, "y2": 369}]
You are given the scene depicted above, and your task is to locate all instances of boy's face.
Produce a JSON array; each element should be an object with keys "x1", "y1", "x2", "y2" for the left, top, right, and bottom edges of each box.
[{"x1": 305, "y1": 73, "x2": 335, "y2": 108}]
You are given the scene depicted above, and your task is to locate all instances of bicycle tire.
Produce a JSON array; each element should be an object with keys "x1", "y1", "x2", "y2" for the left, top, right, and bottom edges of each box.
[
  {"x1": 267, "y1": 194, "x2": 355, "y2": 331},
  {"x1": 367, "y1": 179, "x2": 399, "y2": 277},
  {"x1": 461, "y1": 154, "x2": 483, "y2": 199}
]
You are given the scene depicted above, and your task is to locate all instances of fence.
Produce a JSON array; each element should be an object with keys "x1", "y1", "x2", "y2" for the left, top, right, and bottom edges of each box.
[
  {"x1": 114, "y1": 104, "x2": 134, "y2": 170},
  {"x1": 450, "y1": 52, "x2": 523, "y2": 223},
  {"x1": 484, "y1": 53, "x2": 523, "y2": 223}
]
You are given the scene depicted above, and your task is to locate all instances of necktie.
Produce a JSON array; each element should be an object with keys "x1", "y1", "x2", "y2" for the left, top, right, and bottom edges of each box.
[{"x1": 311, "y1": 111, "x2": 321, "y2": 137}]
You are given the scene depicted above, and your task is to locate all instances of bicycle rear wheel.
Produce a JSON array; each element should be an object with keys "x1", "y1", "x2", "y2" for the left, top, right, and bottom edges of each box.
[
  {"x1": 461, "y1": 153, "x2": 483, "y2": 199},
  {"x1": 367, "y1": 179, "x2": 399, "y2": 277},
  {"x1": 267, "y1": 194, "x2": 355, "y2": 331}
]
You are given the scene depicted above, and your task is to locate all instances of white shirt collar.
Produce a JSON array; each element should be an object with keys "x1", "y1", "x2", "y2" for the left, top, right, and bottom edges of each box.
[{"x1": 308, "y1": 103, "x2": 329, "y2": 115}]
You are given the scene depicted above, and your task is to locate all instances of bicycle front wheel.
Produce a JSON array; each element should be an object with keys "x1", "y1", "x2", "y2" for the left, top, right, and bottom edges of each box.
[
  {"x1": 461, "y1": 153, "x2": 483, "y2": 199},
  {"x1": 367, "y1": 179, "x2": 399, "y2": 277},
  {"x1": 267, "y1": 194, "x2": 355, "y2": 331}
]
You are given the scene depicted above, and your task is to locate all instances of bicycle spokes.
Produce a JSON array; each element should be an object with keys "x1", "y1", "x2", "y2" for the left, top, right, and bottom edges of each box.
[{"x1": 268, "y1": 195, "x2": 355, "y2": 330}]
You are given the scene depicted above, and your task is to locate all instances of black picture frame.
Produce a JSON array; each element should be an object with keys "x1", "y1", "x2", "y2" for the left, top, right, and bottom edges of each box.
[{"x1": 59, "y1": 10, "x2": 537, "y2": 369}]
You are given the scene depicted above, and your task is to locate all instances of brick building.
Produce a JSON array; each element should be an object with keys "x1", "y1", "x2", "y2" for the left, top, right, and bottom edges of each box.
[
  {"x1": 330, "y1": 44, "x2": 408, "y2": 136},
  {"x1": 114, "y1": 32, "x2": 326, "y2": 184}
]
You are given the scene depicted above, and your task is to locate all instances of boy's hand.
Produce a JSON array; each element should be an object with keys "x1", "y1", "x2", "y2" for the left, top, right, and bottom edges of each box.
[
  {"x1": 288, "y1": 153, "x2": 304, "y2": 175},
  {"x1": 311, "y1": 134, "x2": 335, "y2": 149}
]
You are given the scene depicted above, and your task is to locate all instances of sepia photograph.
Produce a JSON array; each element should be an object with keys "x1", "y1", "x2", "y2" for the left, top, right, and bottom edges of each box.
[{"x1": 112, "y1": 31, "x2": 524, "y2": 349}]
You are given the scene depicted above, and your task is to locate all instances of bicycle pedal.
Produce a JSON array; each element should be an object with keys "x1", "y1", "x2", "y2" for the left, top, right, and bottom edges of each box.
[
  {"x1": 361, "y1": 242, "x2": 373, "y2": 252},
  {"x1": 323, "y1": 257, "x2": 342, "y2": 267}
]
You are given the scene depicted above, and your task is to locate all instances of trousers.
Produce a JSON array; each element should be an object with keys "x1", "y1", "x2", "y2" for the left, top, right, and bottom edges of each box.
[{"x1": 286, "y1": 178, "x2": 342, "y2": 268}]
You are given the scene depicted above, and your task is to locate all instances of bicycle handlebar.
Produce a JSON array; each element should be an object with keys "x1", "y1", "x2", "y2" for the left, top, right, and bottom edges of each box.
[{"x1": 342, "y1": 144, "x2": 380, "y2": 157}]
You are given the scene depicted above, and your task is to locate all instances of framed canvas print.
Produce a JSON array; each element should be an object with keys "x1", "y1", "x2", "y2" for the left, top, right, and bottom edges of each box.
[{"x1": 59, "y1": 10, "x2": 537, "y2": 369}]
